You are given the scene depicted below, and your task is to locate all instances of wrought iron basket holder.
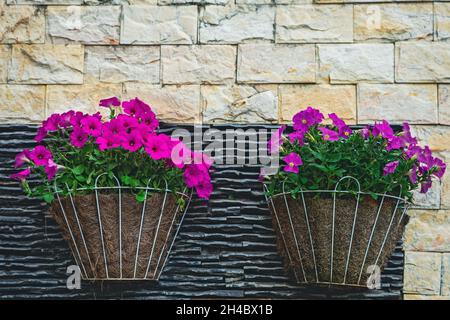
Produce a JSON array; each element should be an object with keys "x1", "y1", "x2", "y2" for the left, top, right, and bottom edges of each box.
[
  {"x1": 49, "y1": 173, "x2": 192, "y2": 281},
  {"x1": 264, "y1": 176, "x2": 411, "y2": 288}
]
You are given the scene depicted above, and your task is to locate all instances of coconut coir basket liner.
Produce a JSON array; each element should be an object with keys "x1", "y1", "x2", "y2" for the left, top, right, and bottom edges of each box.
[
  {"x1": 49, "y1": 191, "x2": 187, "y2": 280},
  {"x1": 269, "y1": 194, "x2": 408, "y2": 287}
]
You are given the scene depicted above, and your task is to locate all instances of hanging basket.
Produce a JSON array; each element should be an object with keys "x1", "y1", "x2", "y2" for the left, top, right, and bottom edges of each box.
[
  {"x1": 49, "y1": 173, "x2": 192, "y2": 281},
  {"x1": 265, "y1": 176, "x2": 411, "y2": 288}
]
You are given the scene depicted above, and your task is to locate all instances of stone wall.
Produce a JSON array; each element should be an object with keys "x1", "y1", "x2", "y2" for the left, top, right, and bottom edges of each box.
[{"x1": 0, "y1": 0, "x2": 449, "y2": 299}]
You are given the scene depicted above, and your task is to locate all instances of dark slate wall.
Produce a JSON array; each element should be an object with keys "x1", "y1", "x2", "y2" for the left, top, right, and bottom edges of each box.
[{"x1": 0, "y1": 124, "x2": 404, "y2": 299}]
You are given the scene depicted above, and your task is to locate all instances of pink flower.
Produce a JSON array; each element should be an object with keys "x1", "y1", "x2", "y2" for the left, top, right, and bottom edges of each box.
[
  {"x1": 121, "y1": 132, "x2": 142, "y2": 152},
  {"x1": 81, "y1": 116, "x2": 102, "y2": 137},
  {"x1": 45, "y1": 159, "x2": 58, "y2": 181},
  {"x1": 431, "y1": 157, "x2": 446, "y2": 179},
  {"x1": 288, "y1": 130, "x2": 305, "y2": 145},
  {"x1": 30, "y1": 146, "x2": 52, "y2": 166},
  {"x1": 405, "y1": 144, "x2": 421, "y2": 159},
  {"x1": 292, "y1": 107, "x2": 324, "y2": 132},
  {"x1": 401, "y1": 122, "x2": 417, "y2": 145},
  {"x1": 195, "y1": 179, "x2": 213, "y2": 199},
  {"x1": 268, "y1": 125, "x2": 286, "y2": 154},
  {"x1": 60, "y1": 111, "x2": 75, "y2": 128},
  {"x1": 409, "y1": 165, "x2": 418, "y2": 184},
  {"x1": 283, "y1": 152, "x2": 302, "y2": 173},
  {"x1": 144, "y1": 134, "x2": 171, "y2": 160},
  {"x1": 70, "y1": 111, "x2": 86, "y2": 128},
  {"x1": 183, "y1": 163, "x2": 209, "y2": 188},
  {"x1": 96, "y1": 134, "x2": 119, "y2": 151},
  {"x1": 373, "y1": 120, "x2": 394, "y2": 140},
  {"x1": 383, "y1": 160, "x2": 399, "y2": 176},
  {"x1": 420, "y1": 179, "x2": 432, "y2": 194},
  {"x1": 386, "y1": 136, "x2": 404, "y2": 151},
  {"x1": 70, "y1": 128, "x2": 89, "y2": 148},
  {"x1": 117, "y1": 114, "x2": 138, "y2": 133},
  {"x1": 99, "y1": 97, "x2": 121, "y2": 108},
  {"x1": 122, "y1": 97, "x2": 151, "y2": 117},
  {"x1": 138, "y1": 112, "x2": 159, "y2": 131},
  {"x1": 360, "y1": 125, "x2": 371, "y2": 140},
  {"x1": 170, "y1": 141, "x2": 192, "y2": 168},
  {"x1": 34, "y1": 126, "x2": 47, "y2": 142},
  {"x1": 43, "y1": 114, "x2": 62, "y2": 132},
  {"x1": 14, "y1": 149, "x2": 31, "y2": 168},
  {"x1": 319, "y1": 127, "x2": 339, "y2": 141},
  {"x1": 10, "y1": 168, "x2": 31, "y2": 181}
]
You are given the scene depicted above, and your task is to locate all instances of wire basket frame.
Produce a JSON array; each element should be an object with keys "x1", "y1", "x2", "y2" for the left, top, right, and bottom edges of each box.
[
  {"x1": 264, "y1": 176, "x2": 411, "y2": 287},
  {"x1": 52, "y1": 173, "x2": 192, "y2": 281}
]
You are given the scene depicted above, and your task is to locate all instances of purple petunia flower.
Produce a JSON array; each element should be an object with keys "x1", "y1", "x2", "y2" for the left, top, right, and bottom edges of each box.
[
  {"x1": 409, "y1": 165, "x2": 418, "y2": 184},
  {"x1": 81, "y1": 115, "x2": 103, "y2": 137},
  {"x1": 99, "y1": 97, "x2": 121, "y2": 108},
  {"x1": 10, "y1": 168, "x2": 31, "y2": 181},
  {"x1": 401, "y1": 122, "x2": 418, "y2": 145},
  {"x1": 45, "y1": 159, "x2": 58, "y2": 181},
  {"x1": 386, "y1": 136, "x2": 404, "y2": 151},
  {"x1": 121, "y1": 132, "x2": 142, "y2": 152},
  {"x1": 29, "y1": 146, "x2": 52, "y2": 166},
  {"x1": 283, "y1": 152, "x2": 302, "y2": 173},
  {"x1": 268, "y1": 125, "x2": 286, "y2": 154},
  {"x1": 383, "y1": 160, "x2": 399, "y2": 176},
  {"x1": 145, "y1": 134, "x2": 172, "y2": 160},
  {"x1": 420, "y1": 179, "x2": 433, "y2": 194},
  {"x1": 15, "y1": 149, "x2": 31, "y2": 168},
  {"x1": 70, "y1": 128, "x2": 89, "y2": 148},
  {"x1": 288, "y1": 130, "x2": 305, "y2": 145},
  {"x1": 360, "y1": 125, "x2": 371, "y2": 140},
  {"x1": 319, "y1": 127, "x2": 339, "y2": 141},
  {"x1": 373, "y1": 120, "x2": 394, "y2": 140},
  {"x1": 292, "y1": 107, "x2": 324, "y2": 132}
]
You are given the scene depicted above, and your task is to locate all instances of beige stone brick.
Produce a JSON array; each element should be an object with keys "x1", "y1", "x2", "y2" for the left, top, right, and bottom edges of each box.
[
  {"x1": 8, "y1": 44, "x2": 84, "y2": 84},
  {"x1": 357, "y1": 84, "x2": 438, "y2": 124},
  {"x1": 404, "y1": 251, "x2": 442, "y2": 295},
  {"x1": 0, "y1": 45, "x2": 9, "y2": 83},
  {"x1": 279, "y1": 84, "x2": 356, "y2": 123},
  {"x1": 238, "y1": 44, "x2": 316, "y2": 83},
  {"x1": 0, "y1": 84, "x2": 45, "y2": 123},
  {"x1": 0, "y1": 5, "x2": 45, "y2": 44},
  {"x1": 439, "y1": 85, "x2": 450, "y2": 125},
  {"x1": 276, "y1": 5, "x2": 353, "y2": 43},
  {"x1": 162, "y1": 45, "x2": 236, "y2": 84},
  {"x1": 201, "y1": 84, "x2": 278, "y2": 123},
  {"x1": 435, "y1": 3, "x2": 450, "y2": 41}
]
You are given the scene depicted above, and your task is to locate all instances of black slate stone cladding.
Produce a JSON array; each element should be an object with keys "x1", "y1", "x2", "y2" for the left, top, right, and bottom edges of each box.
[{"x1": 0, "y1": 124, "x2": 404, "y2": 299}]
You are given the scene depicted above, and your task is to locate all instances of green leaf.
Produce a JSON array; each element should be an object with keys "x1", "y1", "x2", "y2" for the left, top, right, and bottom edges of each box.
[
  {"x1": 136, "y1": 191, "x2": 146, "y2": 202},
  {"x1": 43, "y1": 193, "x2": 54, "y2": 203},
  {"x1": 72, "y1": 165, "x2": 85, "y2": 175}
]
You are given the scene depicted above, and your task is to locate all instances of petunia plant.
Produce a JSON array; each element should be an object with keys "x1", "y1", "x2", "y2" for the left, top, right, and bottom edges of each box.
[
  {"x1": 11, "y1": 97, "x2": 213, "y2": 205},
  {"x1": 262, "y1": 107, "x2": 446, "y2": 201}
]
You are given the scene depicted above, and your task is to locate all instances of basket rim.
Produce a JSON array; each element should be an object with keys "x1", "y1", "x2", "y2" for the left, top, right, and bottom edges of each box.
[{"x1": 52, "y1": 186, "x2": 191, "y2": 199}]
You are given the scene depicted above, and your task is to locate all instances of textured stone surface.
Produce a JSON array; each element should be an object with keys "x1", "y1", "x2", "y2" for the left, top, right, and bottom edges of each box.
[
  {"x1": 85, "y1": 46, "x2": 159, "y2": 84},
  {"x1": 435, "y1": 3, "x2": 450, "y2": 41},
  {"x1": 121, "y1": 5, "x2": 197, "y2": 44},
  {"x1": 440, "y1": 85, "x2": 450, "y2": 125},
  {"x1": 440, "y1": 152, "x2": 450, "y2": 209},
  {"x1": 404, "y1": 294, "x2": 450, "y2": 300},
  {"x1": 124, "y1": 83, "x2": 201, "y2": 123},
  {"x1": 162, "y1": 45, "x2": 235, "y2": 84},
  {"x1": 357, "y1": 84, "x2": 438, "y2": 124},
  {"x1": 0, "y1": 5, "x2": 45, "y2": 44},
  {"x1": 354, "y1": 4, "x2": 433, "y2": 41},
  {"x1": 396, "y1": 42, "x2": 450, "y2": 83},
  {"x1": 0, "y1": 85, "x2": 45, "y2": 122},
  {"x1": 413, "y1": 179, "x2": 441, "y2": 209},
  {"x1": 411, "y1": 126, "x2": 450, "y2": 152},
  {"x1": 279, "y1": 84, "x2": 356, "y2": 123},
  {"x1": 6, "y1": 0, "x2": 82, "y2": 4},
  {"x1": 8, "y1": 44, "x2": 84, "y2": 84},
  {"x1": 404, "y1": 210, "x2": 450, "y2": 252},
  {"x1": 443, "y1": 254, "x2": 450, "y2": 296},
  {"x1": 200, "y1": 5, "x2": 274, "y2": 44},
  {"x1": 47, "y1": 6, "x2": 120, "y2": 45},
  {"x1": 0, "y1": 46, "x2": 9, "y2": 83},
  {"x1": 318, "y1": 44, "x2": 394, "y2": 83},
  {"x1": 238, "y1": 44, "x2": 316, "y2": 83},
  {"x1": 201, "y1": 85, "x2": 278, "y2": 123},
  {"x1": 276, "y1": 5, "x2": 353, "y2": 43},
  {"x1": 46, "y1": 83, "x2": 122, "y2": 115},
  {"x1": 404, "y1": 252, "x2": 442, "y2": 295},
  {"x1": 159, "y1": 0, "x2": 228, "y2": 4}
]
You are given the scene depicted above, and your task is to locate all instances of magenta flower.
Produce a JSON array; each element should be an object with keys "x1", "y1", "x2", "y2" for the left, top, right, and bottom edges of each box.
[
  {"x1": 401, "y1": 122, "x2": 418, "y2": 145},
  {"x1": 45, "y1": 159, "x2": 58, "y2": 181},
  {"x1": 360, "y1": 125, "x2": 371, "y2": 140},
  {"x1": 329, "y1": 112, "x2": 353, "y2": 139},
  {"x1": 405, "y1": 144, "x2": 421, "y2": 159},
  {"x1": 43, "y1": 113, "x2": 62, "y2": 132},
  {"x1": 319, "y1": 127, "x2": 339, "y2": 141},
  {"x1": 30, "y1": 146, "x2": 52, "y2": 166},
  {"x1": 138, "y1": 112, "x2": 159, "y2": 131},
  {"x1": 195, "y1": 179, "x2": 213, "y2": 200},
  {"x1": 60, "y1": 111, "x2": 75, "y2": 128},
  {"x1": 117, "y1": 114, "x2": 138, "y2": 133},
  {"x1": 192, "y1": 151, "x2": 214, "y2": 169},
  {"x1": 283, "y1": 152, "x2": 302, "y2": 173},
  {"x1": 420, "y1": 179, "x2": 433, "y2": 194},
  {"x1": 69, "y1": 111, "x2": 86, "y2": 128},
  {"x1": 373, "y1": 120, "x2": 394, "y2": 140},
  {"x1": 268, "y1": 125, "x2": 286, "y2": 154},
  {"x1": 144, "y1": 134, "x2": 171, "y2": 160},
  {"x1": 431, "y1": 157, "x2": 446, "y2": 179},
  {"x1": 409, "y1": 165, "x2": 418, "y2": 184},
  {"x1": 81, "y1": 115, "x2": 102, "y2": 137},
  {"x1": 123, "y1": 97, "x2": 150, "y2": 117},
  {"x1": 169, "y1": 141, "x2": 191, "y2": 169},
  {"x1": 288, "y1": 130, "x2": 305, "y2": 145},
  {"x1": 121, "y1": 132, "x2": 142, "y2": 152},
  {"x1": 103, "y1": 118, "x2": 124, "y2": 136},
  {"x1": 383, "y1": 160, "x2": 399, "y2": 176},
  {"x1": 96, "y1": 134, "x2": 119, "y2": 151},
  {"x1": 386, "y1": 136, "x2": 404, "y2": 151},
  {"x1": 99, "y1": 97, "x2": 121, "y2": 108},
  {"x1": 293, "y1": 107, "x2": 324, "y2": 132},
  {"x1": 15, "y1": 149, "x2": 31, "y2": 168},
  {"x1": 183, "y1": 163, "x2": 209, "y2": 188},
  {"x1": 10, "y1": 168, "x2": 31, "y2": 181},
  {"x1": 34, "y1": 126, "x2": 47, "y2": 142},
  {"x1": 70, "y1": 128, "x2": 89, "y2": 148}
]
